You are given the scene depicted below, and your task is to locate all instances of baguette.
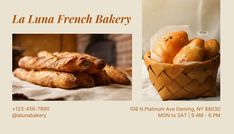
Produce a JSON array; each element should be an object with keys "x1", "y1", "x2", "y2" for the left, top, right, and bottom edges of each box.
[
  {"x1": 92, "y1": 70, "x2": 110, "y2": 86},
  {"x1": 14, "y1": 68, "x2": 79, "y2": 89},
  {"x1": 73, "y1": 72, "x2": 95, "y2": 88},
  {"x1": 104, "y1": 65, "x2": 131, "y2": 85},
  {"x1": 38, "y1": 51, "x2": 106, "y2": 74},
  {"x1": 14, "y1": 68, "x2": 95, "y2": 89},
  {"x1": 18, "y1": 54, "x2": 92, "y2": 73}
]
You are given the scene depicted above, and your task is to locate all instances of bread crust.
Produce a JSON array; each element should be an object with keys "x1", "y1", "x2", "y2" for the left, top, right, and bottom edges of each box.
[
  {"x1": 204, "y1": 39, "x2": 220, "y2": 60},
  {"x1": 14, "y1": 68, "x2": 79, "y2": 89},
  {"x1": 173, "y1": 38, "x2": 205, "y2": 64},
  {"x1": 152, "y1": 31, "x2": 189, "y2": 63},
  {"x1": 74, "y1": 72, "x2": 95, "y2": 88},
  {"x1": 18, "y1": 54, "x2": 92, "y2": 73},
  {"x1": 92, "y1": 70, "x2": 110, "y2": 86},
  {"x1": 104, "y1": 65, "x2": 131, "y2": 85},
  {"x1": 38, "y1": 51, "x2": 106, "y2": 74},
  {"x1": 14, "y1": 68, "x2": 96, "y2": 89}
]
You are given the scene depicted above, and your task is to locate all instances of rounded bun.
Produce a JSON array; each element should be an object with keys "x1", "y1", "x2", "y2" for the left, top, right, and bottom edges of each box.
[
  {"x1": 204, "y1": 39, "x2": 220, "y2": 60},
  {"x1": 173, "y1": 38, "x2": 205, "y2": 64},
  {"x1": 152, "y1": 31, "x2": 189, "y2": 63}
]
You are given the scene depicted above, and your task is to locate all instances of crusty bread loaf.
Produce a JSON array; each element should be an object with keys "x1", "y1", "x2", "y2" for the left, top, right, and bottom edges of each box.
[
  {"x1": 73, "y1": 72, "x2": 95, "y2": 88},
  {"x1": 14, "y1": 68, "x2": 79, "y2": 89},
  {"x1": 14, "y1": 68, "x2": 95, "y2": 89},
  {"x1": 104, "y1": 65, "x2": 131, "y2": 85},
  {"x1": 173, "y1": 38, "x2": 205, "y2": 64},
  {"x1": 204, "y1": 39, "x2": 220, "y2": 60},
  {"x1": 18, "y1": 55, "x2": 92, "y2": 73},
  {"x1": 38, "y1": 51, "x2": 106, "y2": 74},
  {"x1": 152, "y1": 31, "x2": 189, "y2": 63},
  {"x1": 16, "y1": 50, "x2": 132, "y2": 88},
  {"x1": 92, "y1": 70, "x2": 110, "y2": 86}
]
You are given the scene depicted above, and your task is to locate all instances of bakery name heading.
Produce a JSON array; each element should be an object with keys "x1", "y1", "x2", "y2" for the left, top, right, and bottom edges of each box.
[{"x1": 12, "y1": 14, "x2": 132, "y2": 26}]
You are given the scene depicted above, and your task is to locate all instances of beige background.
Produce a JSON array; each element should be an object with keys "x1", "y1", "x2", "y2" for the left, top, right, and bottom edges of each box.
[{"x1": 0, "y1": 0, "x2": 233, "y2": 133}]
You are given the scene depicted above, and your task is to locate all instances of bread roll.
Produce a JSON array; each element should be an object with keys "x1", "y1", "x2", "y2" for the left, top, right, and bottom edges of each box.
[
  {"x1": 104, "y1": 65, "x2": 131, "y2": 85},
  {"x1": 152, "y1": 31, "x2": 189, "y2": 63},
  {"x1": 204, "y1": 39, "x2": 220, "y2": 60},
  {"x1": 173, "y1": 38, "x2": 205, "y2": 64}
]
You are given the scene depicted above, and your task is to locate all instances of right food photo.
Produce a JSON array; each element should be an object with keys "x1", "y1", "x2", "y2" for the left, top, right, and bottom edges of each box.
[{"x1": 142, "y1": 0, "x2": 220, "y2": 101}]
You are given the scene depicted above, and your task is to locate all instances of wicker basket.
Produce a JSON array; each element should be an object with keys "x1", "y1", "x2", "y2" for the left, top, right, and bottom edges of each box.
[{"x1": 144, "y1": 51, "x2": 220, "y2": 100}]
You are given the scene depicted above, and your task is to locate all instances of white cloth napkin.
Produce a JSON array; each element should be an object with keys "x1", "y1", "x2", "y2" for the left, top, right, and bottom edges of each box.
[{"x1": 12, "y1": 76, "x2": 132, "y2": 101}]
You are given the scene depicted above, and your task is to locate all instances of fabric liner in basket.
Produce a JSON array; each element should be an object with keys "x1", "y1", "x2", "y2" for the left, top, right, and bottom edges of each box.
[{"x1": 144, "y1": 51, "x2": 220, "y2": 100}]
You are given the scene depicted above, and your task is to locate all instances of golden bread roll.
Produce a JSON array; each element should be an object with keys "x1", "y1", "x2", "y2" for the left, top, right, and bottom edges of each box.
[
  {"x1": 204, "y1": 39, "x2": 220, "y2": 60},
  {"x1": 104, "y1": 65, "x2": 131, "y2": 85},
  {"x1": 152, "y1": 31, "x2": 189, "y2": 63},
  {"x1": 173, "y1": 38, "x2": 205, "y2": 64}
]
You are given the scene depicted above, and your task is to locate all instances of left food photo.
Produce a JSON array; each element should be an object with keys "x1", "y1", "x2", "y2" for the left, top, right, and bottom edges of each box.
[{"x1": 12, "y1": 34, "x2": 132, "y2": 101}]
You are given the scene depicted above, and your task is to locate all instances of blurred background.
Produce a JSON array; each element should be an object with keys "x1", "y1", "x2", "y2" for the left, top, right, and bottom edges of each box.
[{"x1": 13, "y1": 34, "x2": 132, "y2": 70}]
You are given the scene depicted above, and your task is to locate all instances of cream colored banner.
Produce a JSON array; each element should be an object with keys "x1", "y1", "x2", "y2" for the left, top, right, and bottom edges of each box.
[{"x1": 0, "y1": 0, "x2": 233, "y2": 134}]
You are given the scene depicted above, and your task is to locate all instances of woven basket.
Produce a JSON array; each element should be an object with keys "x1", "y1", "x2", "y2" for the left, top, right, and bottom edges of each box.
[{"x1": 144, "y1": 51, "x2": 220, "y2": 100}]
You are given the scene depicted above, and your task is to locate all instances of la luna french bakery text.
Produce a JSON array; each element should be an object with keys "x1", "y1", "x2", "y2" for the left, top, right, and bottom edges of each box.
[{"x1": 12, "y1": 14, "x2": 132, "y2": 26}]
